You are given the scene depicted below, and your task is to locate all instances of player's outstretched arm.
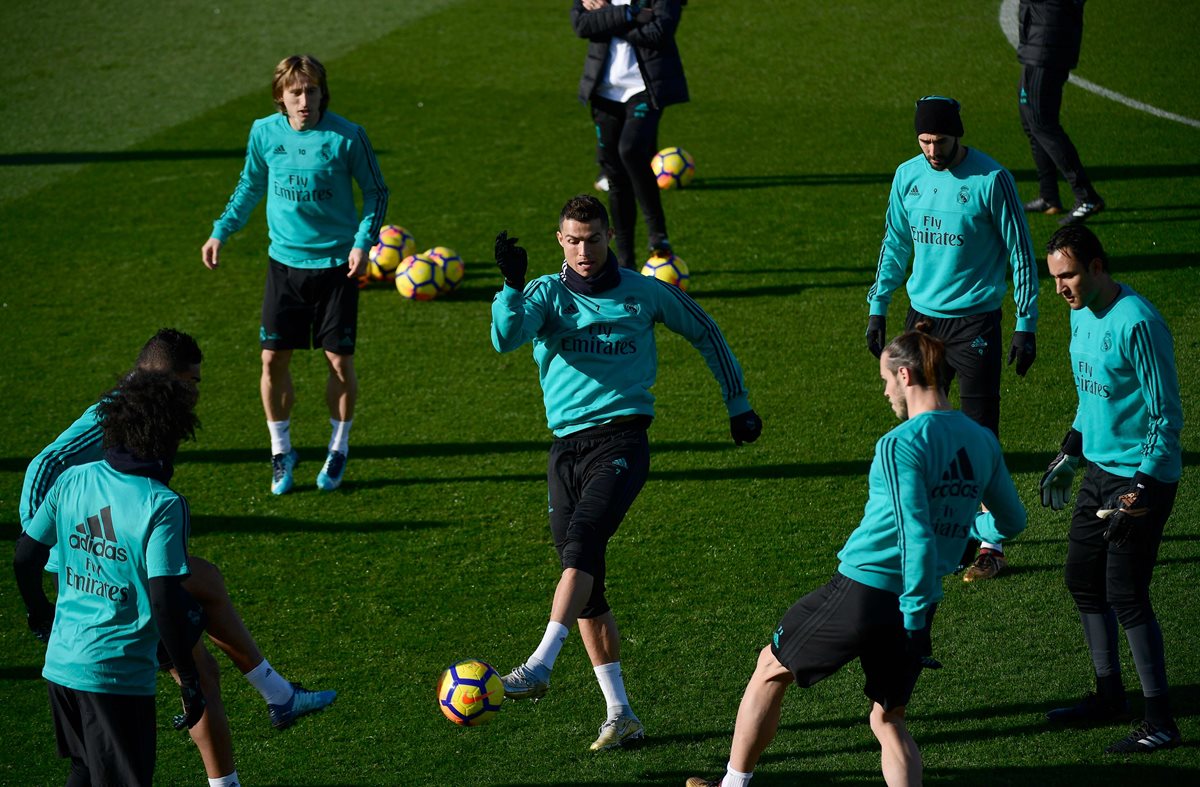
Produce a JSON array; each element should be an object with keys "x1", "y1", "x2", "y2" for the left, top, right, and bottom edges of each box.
[
  {"x1": 977, "y1": 454, "x2": 1028, "y2": 543},
  {"x1": 201, "y1": 238, "x2": 222, "y2": 270},
  {"x1": 490, "y1": 231, "x2": 546, "y2": 354}
]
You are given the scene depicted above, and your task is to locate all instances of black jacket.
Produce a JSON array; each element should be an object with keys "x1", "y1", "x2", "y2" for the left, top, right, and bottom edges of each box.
[
  {"x1": 1017, "y1": 0, "x2": 1085, "y2": 70},
  {"x1": 571, "y1": 0, "x2": 689, "y2": 109}
]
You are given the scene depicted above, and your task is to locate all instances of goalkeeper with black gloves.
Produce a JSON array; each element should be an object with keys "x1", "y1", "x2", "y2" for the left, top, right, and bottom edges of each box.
[
  {"x1": 490, "y1": 194, "x2": 762, "y2": 753},
  {"x1": 1041, "y1": 224, "x2": 1184, "y2": 754},
  {"x1": 686, "y1": 323, "x2": 1026, "y2": 787}
]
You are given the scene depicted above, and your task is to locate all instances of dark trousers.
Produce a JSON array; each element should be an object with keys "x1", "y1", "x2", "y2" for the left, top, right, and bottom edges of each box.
[
  {"x1": 1066, "y1": 464, "x2": 1176, "y2": 629},
  {"x1": 591, "y1": 92, "x2": 668, "y2": 268},
  {"x1": 48, "y1": 682, "x2": 156, "y2": 787},
  {"x1": 1019, "y1": 65, "x2": 1098, "y2": 206},
  {"x1": 905, "y1": 308, "x2": 1002, "y2": 437}
]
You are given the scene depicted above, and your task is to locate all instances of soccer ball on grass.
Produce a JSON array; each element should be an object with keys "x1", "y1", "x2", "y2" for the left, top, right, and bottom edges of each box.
[
  {"x1": 424, "y1": 246, "x2": 465, "y2": 293},
  {"x1": 437, "y1": 659, "x2": 504, "y2": 726},
  {"x1": 396, "y1": 254, "x2": 445, "y2": 300},
  {"x1": 365, "y1": 225, "x2": 416, "y2": 283}
]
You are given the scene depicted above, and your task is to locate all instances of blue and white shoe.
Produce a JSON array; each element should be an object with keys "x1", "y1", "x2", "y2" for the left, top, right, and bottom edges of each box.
[
  {"x1": 316, "y1": 451, "x2": 347, "y2": 491},
  {"x1": 268, "y1": 683, "x2": 337, "y2": 730},
  {"x1": 271, "y1": 449, "x2": 298, "y2": 495}
]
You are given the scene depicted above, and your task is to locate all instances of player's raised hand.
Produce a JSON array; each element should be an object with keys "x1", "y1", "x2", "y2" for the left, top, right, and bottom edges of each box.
[
  {"x1": 201, "y1": 238, "x2": 222, "y2": 270},
  {"x1": 730, "y1": 409, "x2": 763, "y2": 446},
  {"x1": 1008, "y1": 331, "x2": 1037, "y2": 376},
  {"x1": 495, "y1": 231, "x2": 528, "y2": 290},
  {"x1": 866, "y1": 315, "x2": 887, "y2": 358}
]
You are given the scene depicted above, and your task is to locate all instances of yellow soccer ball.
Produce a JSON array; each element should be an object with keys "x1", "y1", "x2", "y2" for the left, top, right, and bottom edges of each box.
[
  {"x1": 651, "y1": 146, "x2": 696, "y2": 190},
  {"x1": 437, "y1": 659, "x2": 504, "y2": 727},
  {"x1": 396, "y1": 254, "x2": 445, "y2": 301},
  {"x1": 424, "y1": 246, "x2": 466, "y2": 293},
  {"x1": 641, "y1": 252, "x2": 690, "y2": 290},
  {"x1": 367, "y1": 225, "x2": 416, "y2": 282}
]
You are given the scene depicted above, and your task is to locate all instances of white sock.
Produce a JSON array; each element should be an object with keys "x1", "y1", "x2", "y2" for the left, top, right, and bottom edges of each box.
[
  {"x1": 244, "y1": 659, "x2": 294, "y2": 706},
  {"x1": 981, "y1": 541, "x2": 1003, "y2": 554},
  {"x1": 594, "y1": 661, "x2": 632, "y2": 717},
  {"x1": 329, "y1": 418, "x2": 352, "y2": 454},
  {"x1": 268, "y1": 420, "x2": 292, "y2": 456},
  {"x1": 529, "y1": 621, "x2": 569, "y2": 671},
  {"x1": 208, "y1": 773, "x2": 241, "y2": 787},
  {"x1": 723, "y1": 762, "x2": 753, "y2": 787}
]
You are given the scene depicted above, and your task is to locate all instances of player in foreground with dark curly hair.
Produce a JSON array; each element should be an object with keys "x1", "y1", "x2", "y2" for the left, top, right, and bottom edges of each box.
[
  {"x1": 15, "y1": 371, "x2": 204, "y2": 786},
  {"x1": 1040, "y1": 224, "x2": 1183, "y2": 753}
]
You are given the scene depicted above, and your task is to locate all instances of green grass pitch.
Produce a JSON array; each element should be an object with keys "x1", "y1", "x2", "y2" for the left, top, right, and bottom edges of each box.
[{"x1": 1, "y1": 1, "x2": 1197, "y2": 784}]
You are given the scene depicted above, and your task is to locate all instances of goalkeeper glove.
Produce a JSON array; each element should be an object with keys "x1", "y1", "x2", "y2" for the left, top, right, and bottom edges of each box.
[
  {"x1": 905, "y1": 627, "x2": 942, "y2": 670},
  {"x1": 730, "y1": 410, "x2": 763, "y2": 446},
  {"x1": 1098, "y1": 473, "x2": 1157, "y2": 547},
  {"x1": 172, "y1": 671, "x2": 207, "y2": 730},
  {"x1": 1007, "y1": 331, "x2": 1037, "y2": 376},
  {"x1": 1040, "y1": 428, "x2": 1082, "y2": 510}
]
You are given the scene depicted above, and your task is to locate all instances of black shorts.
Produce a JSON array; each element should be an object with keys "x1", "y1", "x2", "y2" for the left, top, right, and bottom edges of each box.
[
  {"x1": 48, "y1": 681, "x2": 156, "y2": 787},
  {"x1": 905, "y1": 307, "x2": 1002, "y2": 436},
  {"x1": 770, "y1": 572, "x2": 925, "y2": 711},
  {"x1": 261, "y1": 258, "x2": 359, "y2": 354},
  {"x1": 548, "y1": 417, "x2": 651, "y2": 619}
]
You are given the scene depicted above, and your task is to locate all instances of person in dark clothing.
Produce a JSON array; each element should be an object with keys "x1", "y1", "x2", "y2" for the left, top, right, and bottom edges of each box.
[
  {"x1": 1017, "y1": 0, "x2": 1105, "y2": 225},
  {"x1": 571, "y1": 0, "x2": 689, "y2": 268}
]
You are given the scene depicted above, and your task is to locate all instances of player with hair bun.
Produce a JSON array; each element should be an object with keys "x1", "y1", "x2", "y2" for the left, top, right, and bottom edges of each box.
[{"x1": 686, "y1": 324, "x2": 1026, "y2": 787}]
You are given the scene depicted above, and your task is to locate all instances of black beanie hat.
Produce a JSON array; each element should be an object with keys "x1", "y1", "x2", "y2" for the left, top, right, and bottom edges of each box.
[{"x1": 914, "y1": 96, "x2": 964, "y2": 137}]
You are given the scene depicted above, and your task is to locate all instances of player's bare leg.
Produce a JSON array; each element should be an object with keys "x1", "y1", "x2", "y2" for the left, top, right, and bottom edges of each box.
[
  {"x1": 579, "y1": 611, "x2": 620, "y2": 666},
  {"x1": 502, "y1": 568, "x2": 593, "y2": 701},
  {"x1": 172, "y1": 640, "x2": 236, "y2": 780},
  {"x1": 580, "y1": 610, "x2": 642, "y2": 751},
  {"x1": 261, "y1": 349, "x2": 295, "y2": 421},
  {"x1": 550, "y1": 566, "x2": 593, "y2": 628},
  {"x1": 728, "y1": 645, "x2": 794, "y2": 772},
  {"x1": 184, "y1": 557, "x2": 263, "y2": 673},
  {"x1": 869, "y1": 702, "x2": 922, "y2": 786}
]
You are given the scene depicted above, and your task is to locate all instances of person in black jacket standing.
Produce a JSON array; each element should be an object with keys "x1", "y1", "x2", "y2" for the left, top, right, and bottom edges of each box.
[
  {"x1": 1018, "y1": 0, "x2": 1105, "y2": 225},
  {"x1": 571, "y1": 0, "x2": 688, "y2": 269}
]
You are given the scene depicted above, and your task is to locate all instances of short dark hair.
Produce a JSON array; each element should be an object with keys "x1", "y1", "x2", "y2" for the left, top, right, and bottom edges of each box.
[
  {"x1": 97, "y1": 371, "x2": 199, "y2": 460},
  {"x1": 136, "y1": 329, "x2": 202, "y2": 374},
  {"x1": 1046, "y1": 224, "x2": 1108, "y2": 271},
  {"x1": 559, "y1": 194, "x2": 609, "y2": 230},
  {"x1": 883, "y1": 319, "x2": 946, "y2": 389}
]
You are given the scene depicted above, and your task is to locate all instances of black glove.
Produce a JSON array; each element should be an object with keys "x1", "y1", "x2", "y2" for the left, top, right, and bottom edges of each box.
[
  {"x1": 730, "y1": 409, "x2": 763, "y2": 446},
  {"x1": 905, "y1": 628, "x2": 942, "y2": 670},
  {"x1": 1007, "y1": 331, "x2": 1036, "y2": 376},
  {"x1": 26, "y1": 607, "x2": 53, "y2": 644},
  {"x1": 494, "y1": 230, "x2": 528, "y2": 290},
  {"x1": 866, "y1": 315, "x2": 886, "y2": 358},
  {"x1": 1040, "y1": 428, "x2": 1083, "y2": 510},
  {"x1": 172, "y1": 671, "x2": 206, "y2": 730},
  {"x1": 1100, "y1": 473, "x2": 1157, "y2": 547}
]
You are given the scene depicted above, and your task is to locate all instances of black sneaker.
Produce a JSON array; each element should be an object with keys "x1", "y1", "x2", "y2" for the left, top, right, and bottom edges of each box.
[
  {"x1": 1105, "y1": 719, "x2": 1182, "y2": 754},
  {"x1": 1046, "y1": 692, "x2": 1131, "y2": 725},
  {"x1": 1058, "y1": 198, "x2": 1106, "y2": 226},
  {"x1": 1024, "y1": 196, "x2": 1064, "y2": 215}
]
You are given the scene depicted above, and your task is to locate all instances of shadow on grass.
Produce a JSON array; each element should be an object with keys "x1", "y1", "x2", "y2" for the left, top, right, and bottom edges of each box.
[{"x1": 488, "y1": 760, "x2": 1200, "y2": 787}]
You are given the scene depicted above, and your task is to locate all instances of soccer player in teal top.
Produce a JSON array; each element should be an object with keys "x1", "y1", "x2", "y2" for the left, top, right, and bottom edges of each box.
[
  {"x1": 1040, "y1": 225, "x2": 1184, "y2": 754},
  {"x1": 201, "y1": 54, "x2": 388, "y2": 494},
  {"x1": 18, "y1": 329, "x2": 335, "y2": 786},
  {"x1": 866, "y1": 95, "x2": 1039, "y2": 581},
  {"x1": 491, "y1": 194, "x2": 762, "y2": 752},
  {"x1": 686, "y1": 325, "x2": 1026, "y2": 787},
  {"x1": 15, "y1": 371, "x2": 205, "y2": 786}
]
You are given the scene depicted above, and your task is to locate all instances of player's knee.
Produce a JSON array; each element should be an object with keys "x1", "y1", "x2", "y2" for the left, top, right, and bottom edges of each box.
[
  {"x1": 193, "y1": 644, "x2": 222, "y2": 699},
  {"x1": 752, "y1": 645, "x2": 792, "y2": 685},
  {"x1": 869, "y1": 702, "x2": 907, "y2": 734},
  {"x1": 1064, "y1": 566, "x2": 1104, "y2": 612},
  {"x1": 261, "y1": 349, "x2": 291, "y2": 375},
  {"x1": 182, "y1": 557, "x2": 228, "y2": 605}
]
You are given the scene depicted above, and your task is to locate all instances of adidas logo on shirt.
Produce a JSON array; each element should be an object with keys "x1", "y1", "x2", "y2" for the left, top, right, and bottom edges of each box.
[
  {"x1": 908, "y1": 185, "x2": 921, "y2": 197},
  {"x1": 273, "y1": 144, "x2": 287, "y2": 155},
  {"x1": 67, "y1": 506, "x2": 129, "y2": 562},
  {"x1": 934, "y1": 448, "x2": 979, "y2": 498}
]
